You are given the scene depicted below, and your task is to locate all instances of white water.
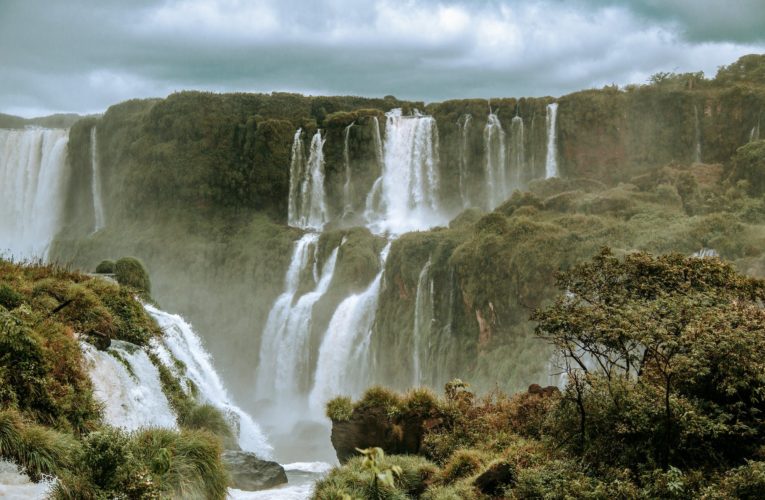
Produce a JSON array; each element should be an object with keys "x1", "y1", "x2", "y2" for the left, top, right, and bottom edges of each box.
[
  {"x1": 146, "y1": 304, "x2": 273, "y2": 458},
  {"x1": 0, "y1": 128, "x2": 69, "y2": 260},
  {"x1": 510, "y1": 115, "x2": 525, "y2": 187},
  {"x1": 458, "y1": 114, "x2": 473, "y2": 207},
  {"x1": 342, "y1": 123, "x2": 354, "y2": 216},
  {"x1": 257, "y1": 234, "x2": 341, "y2": 416},
  {"x1": 288, "y1": 129, "x2": 306, "y2": 227},
  {"x1": 545, "y1": 103, "x2": 559, "y2": 178},
  {"x1": 228, "y1": 462, "x2": 332, "y2": 499},
  {"x1": 693, "y1": 105, "x2": 702, "y2": 163},
  {"x1": 371, "y1": 116, "x2": 384, "y2": 168},
  {"x1": 751, "y1": 121, "x2": 760, "y2": 142},
  {"x1": 309, "y1": 243, "x2": 391, "y2": 414},
  {"x1": 367, "y1": 109, "x2": 443, "y2": 234},
  {"x1": 0, "y1": 461, "x2": 54, "y2": 500},
  {"x1": 288, "y1": 130, "x2": 328, "y2": 230},
  {"x1": 82, "y1": 340, "x2": 178, "y2": 430},
  {"x1": 693, "y1": 248, "x2": 719, "y2": 258},
  {"x1": 412, "y1": 259, "x2": 433, "y2": 386},
  {"x1": 90, "y1": 126, "x2": 105, "y2": 232},
  {"x1": 484, "y1": 113, "x2": 507, "y2": 209}
]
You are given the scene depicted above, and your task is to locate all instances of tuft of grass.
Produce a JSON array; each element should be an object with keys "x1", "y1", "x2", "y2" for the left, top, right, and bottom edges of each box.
[
  {"x1": 354, "y1": 386, "x2": 403, "y2": 415},
  {"x1": 179, "y1": 404, "x2": 236, "y2": 448},
  {"x1": 439, "y1": 449, "x2": 486, "y2": 484},
  {"x1": 0, "y1": 410, "x2": 23, "y2": 457},
  {"x1": 400, "y1": 387, "x2": 441, "y2": 419},
  {"x1": 17, "y1": 423, "x2": 78, "y2": 481},
  {"x1": 94, "y1": 260, "x2": 115, "y2": 274},
  {"x1": 326, "y1": 396, "x2": 354, "y2": 422},
  {"x1": 114, "y1": 257, "x2": 151, "y2": 296}
]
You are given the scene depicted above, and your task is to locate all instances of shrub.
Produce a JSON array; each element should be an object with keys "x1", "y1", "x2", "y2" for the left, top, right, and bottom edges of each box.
[
  {"x1": 400, "y1": 387, "x2": 441, "y2": 420},
  {"x1": 440, "y1": 449, "x2": 486, "y2": 484},
  {"x1": 94, "y1": 260, "x2": 115, "y2": 274},
  {"x1": 0, "y1": 284, "x2": 23, "y2": 309},
  {"x1": 179, "y1": 404, "x2": 235, "y2": 448},
  {"x1": 327, "y1": 396, "x2": 354, "y2": 421},
  {"x1": 16, "y1": 424, "x2": 77, "y2": 481},
  {"x1": 114, "y1": 257, "x2": 151, "y2": 295},
  {"x1": 354, "y1": 386, "x2": 402, "y2": 415},
  {"x1": 707, "y1": 461, "x2": 765, "y2": 499}
]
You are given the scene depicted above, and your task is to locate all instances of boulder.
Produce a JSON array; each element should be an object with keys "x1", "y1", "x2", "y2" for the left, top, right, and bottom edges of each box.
[
  {"x1": 221, "y1": 451, "x2": 287, "y2": 491},
  {"x1": 474, "y1": 461, "x2": 516, "y2": 496},
  {"x1": 331, "y1": 406, "x2": 422, "y2": 463}
]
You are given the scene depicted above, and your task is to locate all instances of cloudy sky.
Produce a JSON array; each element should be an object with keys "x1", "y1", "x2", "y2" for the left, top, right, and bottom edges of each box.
[{"x1": 1, "y1": 0, "x2": 764, "y2": 117}]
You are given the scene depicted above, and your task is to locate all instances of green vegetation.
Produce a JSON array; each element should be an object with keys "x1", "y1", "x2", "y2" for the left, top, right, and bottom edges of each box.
[
  {"x1": 94, "y1": 260, "x2": 115, "y2": 274},
  {"x1": 114, "y1": 256, "x2": 151, "y2": 296},
  {"x1": 321, "y1": 250, "x2": 765, "y2": 498},
  {"x1": 0, "y1": 259, "x2": 230, "y2": 497}
]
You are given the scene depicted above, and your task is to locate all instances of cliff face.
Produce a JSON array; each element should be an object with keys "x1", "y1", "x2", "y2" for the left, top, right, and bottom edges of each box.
[{"x1": 49, "y1": 56, "x2": 765, "y2": 397}]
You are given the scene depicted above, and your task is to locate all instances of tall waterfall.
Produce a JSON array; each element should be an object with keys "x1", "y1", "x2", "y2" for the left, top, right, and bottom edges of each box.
[
  {"x1": 90, "y1": 127, "x2": 105, "y2": 232},
  {"x1": 693, "y1": 105, "x2": 702, "y2": 163},
  {"x1": 372, "y1": 116, "x2": 384, "y2": 167},
  {"x1": 545, "y1": 103, "x2": 559, "y2": 178},
  {"x1": 0, "y1": 128, "x2": 69, "y2": 260},
  {"x1": 458, "y1": 114, "x2": 473, "y2": 207},
  {"x1": 510, "y1": 115, "x2": 526, "y2": 187},
  {"x1": 484, "y1": 113, "x2": 507, "y2": 209},
  {"x1": 146, "y1": 304, "x2": 273, "y2": 458},
  {"x1": 288, "y1": 130, "x2": 328, "y2": 230},
  {"x1": 257, "y1": 234, "x2": 340, "y2": 409},
  {"x1": 368, "y1": 109, "x2": 442, "y2": 234},
  {"x1": 82, "y1": 340, "x2": 178, "y2": 430},
  {"x1": 342, "y1": 123, "x2": 354, "y2": 216},
  {"x1": 309, "y1": 243, "x2": 391, "y2": 414},
  {"x1": 412, "y1": 259, "x2": 433, "y2": 386}
]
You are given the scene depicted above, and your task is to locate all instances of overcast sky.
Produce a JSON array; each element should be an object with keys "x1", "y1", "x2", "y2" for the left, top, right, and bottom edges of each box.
[{"x1": 1, "y1": 0, "x2": 764, "y2": 117}]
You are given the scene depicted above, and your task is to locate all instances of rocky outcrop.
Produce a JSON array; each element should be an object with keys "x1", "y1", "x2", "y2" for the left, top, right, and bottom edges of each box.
[{"x1": 221, "y1": 451, "x2": 287, "y2": 491}]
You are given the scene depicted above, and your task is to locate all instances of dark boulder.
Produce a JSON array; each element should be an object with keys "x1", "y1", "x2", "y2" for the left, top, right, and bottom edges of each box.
[
  {"x1": 474, "y1": 461, "x2": 516, "y2": 497},
  {"x1": 221, "y1": 451, "x2": 287, "y2": 491},
  {"x1": 330, "y1": 406, "x2": 422, "y2": 463}
]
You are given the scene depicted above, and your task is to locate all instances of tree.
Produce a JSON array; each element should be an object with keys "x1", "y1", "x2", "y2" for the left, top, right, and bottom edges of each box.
[{"x1": 533, "y1": 248, "x2": 765, "y2": 470}]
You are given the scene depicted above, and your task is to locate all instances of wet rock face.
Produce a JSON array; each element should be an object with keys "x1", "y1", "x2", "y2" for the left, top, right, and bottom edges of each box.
[
  {"x1": 221, "y1": 451, "x2": 287, "y2": 491},
  {"x1": 330, "y1": 407, "x2": 424, "y2": 463}
]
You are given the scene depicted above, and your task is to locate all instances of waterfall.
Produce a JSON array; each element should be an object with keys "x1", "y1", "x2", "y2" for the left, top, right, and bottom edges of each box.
[
  {"x1": 510, "y1": 115, "x2": 526, "y2": 188},
  {"x1": 0, "y1": 460, "x2": 54, "y2": 499},
  {"x1": 81, "y1": 340, "x2": 178, "y2": 430},
  {"x1": 458, "y1": 114, "x2": 473, "y2": 207},
  {"x1": 90, "y1": 127, "x2": 105, "y2": 233},
  {"x1": 412, "y1": 259, "x2": 433, "y2": 386},
  {"x1": 545, "y1": 103, "x2": 559, "y2": 178},
  {"x1": 367, "y1": 109, "x2": 442, "y2": 234},
  {"x1": 372, "y1": 116, "x2": 384, "y2": 167},
  {"x1": 0, "y1": 128, "x2": 69, "y2": 260},
  {"x1": 484, "y1": 113, "x2": 507, "y2": 209},
  {"x1": 288, "y1": 130, "x2": 328, "y2": 230},
  {"x1": 257, "y1": 234, "x2": 340, "y2": 410},
  {"x1": 146, "y1": 304, "x2": 273, "y2": 458},
  {"x1": 287, "y1": 129, "x2": 305, "y2": 227},
  {"x1": 308, "y1": 243, "x2": 391, "y2": 414},
  {"x1": 751, "y1": 121, "x2": 761, "y2": 142},
  {"x1": 693, "y1": 105, "x2": 702, "y2": 163},
  {"x1": 342, "y1": 123, "x2": 354, "y2": 216}
]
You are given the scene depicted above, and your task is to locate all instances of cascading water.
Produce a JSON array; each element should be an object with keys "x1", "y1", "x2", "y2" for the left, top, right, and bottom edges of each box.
[
  {"x1": 371, "y1": 116, "x2": 384, "y2": 167},
  {"x1": 0, "y1": 461, "x2": 54, "y2": 499},
  {"x1": 751, "y1": 121, "x2": 761, "y2": 142},
  {"x1": 411, "y1": 259, "x2": 433, "y2": 386},
  {"x1": 693, "y1": 105, "x2": 702, "y2": 163},
  {"x1": 367, "y1": 109, "x2": 443, "y2": 234},
  {"x1": 0, "y1": 128, "x2": 69, "y2": 260},
  {"x1": 457, "y1": 114, "x2": 473, "y2": 207},
  {"x1": 146, "y1": 304, "x2": 273, "y2": 458},
  {"x1": 288, "y1": 130, "x2": 328, "y2": 230},
  {"x1": 484, "y1": 113, "x2": 507, "y2": 209},
  {"x1": 81, "y1": 340, "x2": 178, "y2": 430},
  {"x1": 308, "y1": 243, "x2": 391, "y2": 414},
  {"x1": 342, "y1": 123, "x2": 354, "y2": 216},
  {"x1": 257, "y1": 234, "x2": 340, "y2": 413},
  {"x1": 545, "y1": 103, "x2": 559, "y2": 178},
  {"x1": 510, "y1": 115, "x2": 526, "y2": 187},
  {"x1": 90, "y1": 126, "x2": 105, "y2": 232}
]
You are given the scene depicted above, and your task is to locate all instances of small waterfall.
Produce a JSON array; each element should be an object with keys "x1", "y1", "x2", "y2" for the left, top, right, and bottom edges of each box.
[
  {"x1": 484, "y1": 112, "x2": 507, "y2": 209},
  {"x1": 257, "y1": 234, "x2": 340, "y2": 409},
  {"x1": 288, "y1": 130, "x2": 328, "y2": 230},
  {"x1": 693, "y1": 248, "x2": 719, "y2": 258},
  {"x1": 510, "y1": 115, "x2": 526, "y2": 187},
  {"x1": 545, "y1": 103, "x2": 559, "y2": 178},
  {"x1": 81, "y1": 340, "x2": 178, "y2": 430},
  {"x1": 693, "y1": 105, "x2": 702, "y2": 163},
  {"x1": 309, "y1": 243, "x2": 391, "y2": 414},
  {"x1": 751, "y1": 121, "x2": 761, "y2": 142},
  {"x1": 372, "y1": 116, "x2": 384, "y2": 169},
  {"x1": 457, "y1": 114, "x2": 473, "y2": 207},
  {"x1": 146, "y1": 305, "x2": 273, "y2": 458},
  {"x1": 342, "y1": 123, "x2": 354, "y2": 216},
  {"x1": 287, "y1": 129, "x2": 306, "y2": 227},
  {"x1": 368, "y1": 109, "x2": 442, "y2": 234},
  {"x1": 90, "y1": 127, "x2": 105, "y2": 232},
  {"x1": 412, "y1": 259, "x2": 433, "y2": 386},
  {"x1": 0, "y1": 128, "x2": 69, "y2": 260}
]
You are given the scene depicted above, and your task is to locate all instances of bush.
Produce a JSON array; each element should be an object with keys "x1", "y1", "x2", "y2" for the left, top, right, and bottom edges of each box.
[
  {"x1": 16, "y1": 423, "x2": 78, "y2": 481},
  {"x1": 327, "y1": 396, "x2": 353, "y2": 421},
  {"x1": 179, "y1": 404, "x2": 235, "y2": 448},
  {"x1": 94, "y1": 260, "x2": 115, "y2": 274},
  {"x1": 0, "y1": 284, "x2": 23, "y2": 309},
  {"x1": 114, "y1": 257, "x2": 151, "y2": 295},
  {"x1": 440, "y1": 449, "x2": 486, "y2": 484}
]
